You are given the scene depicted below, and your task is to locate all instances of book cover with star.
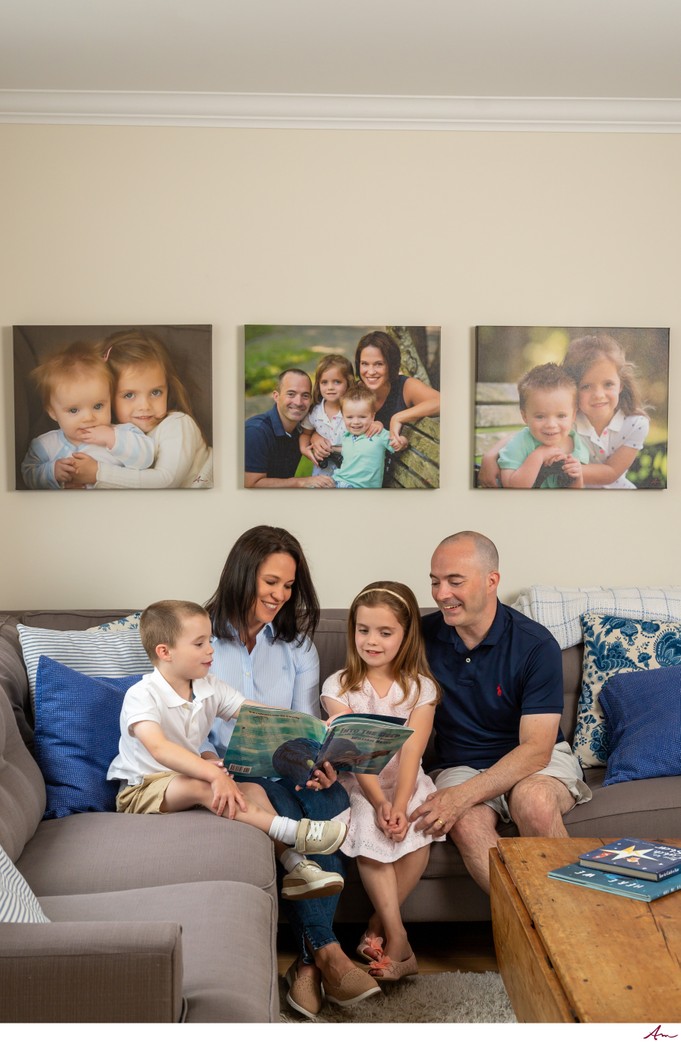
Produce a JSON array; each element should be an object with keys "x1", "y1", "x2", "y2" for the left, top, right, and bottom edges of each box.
[
  {"x1": 578, "y1": 838, "x2": 681, "y2": 881},
  {"x1": 548, "y1": 861, "x2": 681, "y2": 902}
]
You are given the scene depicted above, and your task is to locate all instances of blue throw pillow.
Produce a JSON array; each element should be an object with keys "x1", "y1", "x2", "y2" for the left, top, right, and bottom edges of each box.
[
  {"x1": 33, "y1": 656, "x2": 142, "y2": 818},
  {"x1": 600, "y1": 664, "x2": 681, "y2": 786}
]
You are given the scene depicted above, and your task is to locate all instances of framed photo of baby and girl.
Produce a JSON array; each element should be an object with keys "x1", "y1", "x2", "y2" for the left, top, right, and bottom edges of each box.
[
  {"x1": 13, "y1": 324, "x2": 213, "y2": 491},
  {"x1": 475, "y1": 325, "x2": 669, "y2": 490}
]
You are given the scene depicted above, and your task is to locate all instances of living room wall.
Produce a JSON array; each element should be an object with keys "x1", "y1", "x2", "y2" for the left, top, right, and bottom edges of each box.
[{"x1": 1, "y1": 123, "x2": 679, "y2": 610}]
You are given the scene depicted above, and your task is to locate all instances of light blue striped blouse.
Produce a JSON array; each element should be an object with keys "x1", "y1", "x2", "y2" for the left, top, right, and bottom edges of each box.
[{"x1": 206, "y1": 622, "x2": 320, "y2": 757}]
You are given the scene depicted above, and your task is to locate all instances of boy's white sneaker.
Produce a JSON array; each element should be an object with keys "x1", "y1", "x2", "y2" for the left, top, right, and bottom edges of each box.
[
  {"x1": 281, "y1": 858, "x2": 345, "y2": 900},
  {"x1": 294, "y1": 818, "x2": 347, "y2": 856}
]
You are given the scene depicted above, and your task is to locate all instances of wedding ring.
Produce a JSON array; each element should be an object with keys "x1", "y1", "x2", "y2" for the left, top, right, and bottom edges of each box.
[{"x1": 437, "y1": 818, "x2": 445, "y2": 827}]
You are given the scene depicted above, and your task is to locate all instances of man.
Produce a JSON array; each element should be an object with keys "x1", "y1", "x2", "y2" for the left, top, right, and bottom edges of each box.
[
  {"x1": 244, "y1": 369, "x2": 334, "y2": 489},
  {"x1": 411, "y1": 531, "x2": 591, "y2": 892}
]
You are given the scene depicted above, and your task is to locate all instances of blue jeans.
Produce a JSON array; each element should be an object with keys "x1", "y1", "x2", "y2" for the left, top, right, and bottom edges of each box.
[{"x1": 252, "y1": 776, "x2": 350, "y2": 963}]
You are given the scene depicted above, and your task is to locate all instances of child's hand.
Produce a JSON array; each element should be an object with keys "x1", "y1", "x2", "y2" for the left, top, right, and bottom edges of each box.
[
  {"x1": 310, "y1": 433, "x2": 332, "y2": 462},
  {"x1": 366, "y1": 419, "x2": 384, "y2": 438},
  {"x1": 387, "y1": 807, "x2": 409, "y2": 843},
  {"x1": 562, "y1": 455, "x2": 584, "y2": 487},
  {"x1": 210, "y1": 771, "x2": 247, "y2": 818},
  {"x1": 390, "y1": 433, "x2": 409, "y2": 452},
  {"x1": 54, "y1": 456, "x2": 76, "y2": 486},
  {"x1": 376, "y1": 801, "x2": 394, "y2": 838},
  {"x1": 79, "y1": 424, "x2": 115, "y2": 449},
  {"x1": 67, "y1": 453, "x2": 99, "y2": 487},
  {"x1": 537, "y1": 446, "x2": 567, "y2": 465}
]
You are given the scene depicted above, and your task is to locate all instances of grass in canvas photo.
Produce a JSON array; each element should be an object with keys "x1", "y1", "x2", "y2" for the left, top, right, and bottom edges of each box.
[
  {"x1": 243, "y1": 325, "x2": 441, "y2": 490},
  {"x1": 474, "y1": 325, "x2": 669, "y2": 490}
]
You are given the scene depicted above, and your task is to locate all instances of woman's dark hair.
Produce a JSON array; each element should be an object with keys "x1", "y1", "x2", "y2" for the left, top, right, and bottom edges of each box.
[
  {"x1": 355, "y1": 331, "x2": 402, "y2": 385},
  {"x1": 205, "y1": 526, "x2": 320, "y2": 645}
]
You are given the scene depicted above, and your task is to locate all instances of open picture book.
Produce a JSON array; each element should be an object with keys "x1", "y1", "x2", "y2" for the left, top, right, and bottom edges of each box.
[{"x1": 224, "y1": 704, "x2": 413, "y2": 784}]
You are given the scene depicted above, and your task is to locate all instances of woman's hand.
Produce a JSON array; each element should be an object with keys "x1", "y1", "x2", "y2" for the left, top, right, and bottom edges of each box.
[
  {"x1": 298, "y1": 760, "x2": 338, "y2": 791},
  {"x1": 366, "y1": 419, "x2": 384, "y2": 438}
]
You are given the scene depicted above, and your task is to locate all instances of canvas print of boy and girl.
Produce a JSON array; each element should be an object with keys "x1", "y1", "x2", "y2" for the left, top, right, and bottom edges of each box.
[
  {"x1": 243, "y1": 325, "x2": 441, "y2": 490},
  {"x1": 475, "y1": 326, "x2": 669, "y2": 490},
  {"x1": 14, "y1": 325, "x2": 213, "y2": 491}
]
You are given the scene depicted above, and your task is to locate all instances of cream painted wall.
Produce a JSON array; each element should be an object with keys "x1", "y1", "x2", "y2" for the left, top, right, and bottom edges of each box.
[{"x1": 1, "y1": 124, "x2": 678, "y2": 610}]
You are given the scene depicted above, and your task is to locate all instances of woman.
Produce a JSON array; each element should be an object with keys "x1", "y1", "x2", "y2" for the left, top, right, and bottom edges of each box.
[
  {"x1": 356, "y1": 330, "x2": 440, "y2": 444},
  {"x1": 205, "y1": 525, "x2": 380, "y2": 1018}
]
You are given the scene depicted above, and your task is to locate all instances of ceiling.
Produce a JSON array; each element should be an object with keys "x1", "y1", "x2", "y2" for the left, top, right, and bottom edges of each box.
[{"x1": 2, "y1": 0, "x2": 681, "y2": 130}]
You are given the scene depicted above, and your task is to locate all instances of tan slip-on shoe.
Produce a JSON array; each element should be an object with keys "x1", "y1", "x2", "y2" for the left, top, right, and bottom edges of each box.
[
  {"x1": 285, "y1": 959, "x2": 323, "y2": 1019},
  {"x1": 322, "y1": 966, "x2": 382, "y2": 1007},
  {"x1": 294, "y1": 817, "x2": 347, "y2": 856},
  {"x1": 281, "y1": 858, "x2": 344, "y2": 900}
]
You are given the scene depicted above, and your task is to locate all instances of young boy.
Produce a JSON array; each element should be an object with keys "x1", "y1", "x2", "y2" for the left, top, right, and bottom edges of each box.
[
  {"x1": 333, "y1": 384, "x2": 408, "y2": 489},
  {"x1": 498, "y1": 363, "x2": 590, "y2": 488},
  {"x1": 21, "y1": 341, "x2": 154, "y2": 489},
  {"x1": 107, "y1": 599, "x2": 347, "y2": 899}
]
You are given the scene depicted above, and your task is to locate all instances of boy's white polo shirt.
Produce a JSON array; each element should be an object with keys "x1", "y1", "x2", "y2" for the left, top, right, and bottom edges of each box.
[{"x1": 108, "y1": 668, "x2": 244, "y2": 786}]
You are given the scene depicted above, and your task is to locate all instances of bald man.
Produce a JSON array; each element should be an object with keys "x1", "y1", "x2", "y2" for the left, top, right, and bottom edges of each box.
[{"x1": 412, "y1": 531, "x2": 591, "y2": 893}]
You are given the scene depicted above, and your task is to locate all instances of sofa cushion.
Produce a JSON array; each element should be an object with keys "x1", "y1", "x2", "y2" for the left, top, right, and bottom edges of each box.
[
  {"x1": 0, "y1": 843, "x2": 50, "y2": 923},
  {"x1": 40, "y1": 880, "x2": 278, "y2": 1022},
  {"x1": 572, "y1": 612, "x2": 681, "y2": 767},
  {"x1": 600, "y1": 665, "x2": 681, "y2": 786},
  {"x1": 17, "y1": 623, "x2": 151, "y2": 704},
  {"x1": 33, "y1": 657, "x2": 142, "y2": 818},
  {"x1": 18, "y1": 812, "x2": 277, "y2": 900}
]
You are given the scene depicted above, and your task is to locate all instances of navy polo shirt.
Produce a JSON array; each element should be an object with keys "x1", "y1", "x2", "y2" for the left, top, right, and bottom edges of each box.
[
  {"x1": 244, "y1": 405, "x2": 302, "y2": 478},
  {"x1": 422, "y1": 601, "x2": 564, "y2": 770}
]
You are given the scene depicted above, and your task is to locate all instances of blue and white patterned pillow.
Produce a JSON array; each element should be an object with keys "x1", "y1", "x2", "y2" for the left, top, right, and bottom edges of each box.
[
  {"x1": 573, "y1": 611, "x2": 681, "y2": 768},
  {"x1": 0, "y1": 844, "x2": 50, "y2": 923},
  {"x1": 86, "y1": 612, "x2": 142, "y2": 633}
]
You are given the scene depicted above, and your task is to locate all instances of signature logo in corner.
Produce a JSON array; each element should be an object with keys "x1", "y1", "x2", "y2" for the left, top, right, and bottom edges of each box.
[{"x1": 643, "y1": 1028, "x2": 678, "y2": 1040}]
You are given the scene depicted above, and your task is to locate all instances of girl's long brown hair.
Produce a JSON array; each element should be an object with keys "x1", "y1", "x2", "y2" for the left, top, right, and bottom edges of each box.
[
  {"x1": 339, "y1": 581, "x2": 439, "y2": 707},
  {"x1": 562, "y1": 334, "x2": 648, "y2": 418}
]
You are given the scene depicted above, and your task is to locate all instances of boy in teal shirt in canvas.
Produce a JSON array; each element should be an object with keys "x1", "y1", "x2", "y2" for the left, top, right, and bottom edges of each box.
[
  {"x1": 498, "y1": 363, "x2": 589, "y2": 489},
  {"x1": 333, "y1": 384, "x2": 408, "y2": 489}
]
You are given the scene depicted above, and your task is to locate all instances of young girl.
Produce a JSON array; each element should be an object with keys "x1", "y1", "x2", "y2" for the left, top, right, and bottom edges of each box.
[
  {"x1": 479, "y1": 334, "x2": 649, "y2": 489},
  {"x1": 321, "y1": 581, "x2": 445, "y2": 982},
  {"x1": 70, "y1": 329, "x2": 213, "y2": 489},
  {"x1": 299, "y1": 354, "x2": 355, "y2": 477},
  {"x1": 563, "y1": 334, "x2": 649, "y2": 489}
]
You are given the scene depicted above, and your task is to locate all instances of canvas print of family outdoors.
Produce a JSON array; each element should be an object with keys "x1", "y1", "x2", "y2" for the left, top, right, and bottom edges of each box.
[
  {"x1": 475, "y1": 326, "x2": 669, "y2": 490},
  {"x1": 13, "y1": 325, "x2": 213, "y2": 491},
  {"x1": 243, "y1": 325, "x2": 441, "y2": 490}
]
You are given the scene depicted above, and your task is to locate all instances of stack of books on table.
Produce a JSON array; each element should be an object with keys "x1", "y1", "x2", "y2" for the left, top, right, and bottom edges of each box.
[{"x1": 548, "y1": 838, "x2": 681, "y2": 902}]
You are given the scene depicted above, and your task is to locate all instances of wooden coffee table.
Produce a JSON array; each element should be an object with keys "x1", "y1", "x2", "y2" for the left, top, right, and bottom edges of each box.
[{"x1": 490, "y1": 836, "x2": 681, "y2": 1023}]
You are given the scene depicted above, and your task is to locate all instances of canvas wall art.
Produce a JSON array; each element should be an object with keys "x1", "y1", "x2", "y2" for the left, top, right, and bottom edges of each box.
[
  {"x1": 243, "y1": 325, "x2": 441, "y2": 490},
  {"x1": 13, "y1": 324, "x2": 213, "y2": 491},
  {"x1": 474, "y1": 326, "x2": 669, "y2": 490}
]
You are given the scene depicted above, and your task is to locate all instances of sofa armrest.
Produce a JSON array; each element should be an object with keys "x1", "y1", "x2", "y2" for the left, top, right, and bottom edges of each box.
[{"x1": 0, "y1": 920, "x2": 184, "y2": 1022}]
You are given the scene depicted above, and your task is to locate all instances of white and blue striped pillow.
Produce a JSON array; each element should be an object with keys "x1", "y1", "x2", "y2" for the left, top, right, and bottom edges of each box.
[
  {"x1": 18, "y1": 623, "x2": 152, "y2": 704},
  {"x1": 0, "y1": 844, "x2": 50, "y2": 923}
]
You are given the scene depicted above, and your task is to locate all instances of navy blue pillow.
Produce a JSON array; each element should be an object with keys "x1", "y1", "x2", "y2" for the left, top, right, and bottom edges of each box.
[
  {"x1": 600, "y1": 664, "x2": 681, "y2": 786},
  {"x1": 33, "y1": 656, "x2": 142, "y2": 818}
]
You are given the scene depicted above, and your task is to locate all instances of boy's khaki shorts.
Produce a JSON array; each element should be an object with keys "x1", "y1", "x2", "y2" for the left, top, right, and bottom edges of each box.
[
  {"x1": 116, "y1": 770, "x2": 180, "y2": 814},
  {"x1": 433, "y1": 740, "x2": 592, "y2": 824}
]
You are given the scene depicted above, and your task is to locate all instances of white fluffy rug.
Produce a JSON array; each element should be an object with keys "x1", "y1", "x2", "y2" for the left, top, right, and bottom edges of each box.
[{"x1": 279, "y1": 970, "x2": 516, "y2": 1023}]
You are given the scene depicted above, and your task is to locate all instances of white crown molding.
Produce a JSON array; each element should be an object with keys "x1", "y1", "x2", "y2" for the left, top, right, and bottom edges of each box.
[{"x1": 1, "y1": 91, "x2": 681, "y2": 132}]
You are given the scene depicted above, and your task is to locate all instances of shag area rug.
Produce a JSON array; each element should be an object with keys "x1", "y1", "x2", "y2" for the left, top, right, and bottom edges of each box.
[{"x1": 279, "y1": 970, "x2": 517, "y2": 1023}]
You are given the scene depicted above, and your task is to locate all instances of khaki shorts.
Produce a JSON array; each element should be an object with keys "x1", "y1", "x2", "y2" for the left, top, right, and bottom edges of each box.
[
  {"x1": 116, "y1": 770, "x2": 180, "y2": 814},
  {"x1": 434, "y1": 741, "x2": 592, "y2": 824}
]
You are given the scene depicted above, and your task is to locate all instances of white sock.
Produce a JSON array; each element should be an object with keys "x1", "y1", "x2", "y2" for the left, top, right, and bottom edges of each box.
[
  {"x1": 280, "y1": 849, "x2": 306, "y2": 873},
  {"x1": 268, "y1": 815, "x2": 298, "y2": 846}
]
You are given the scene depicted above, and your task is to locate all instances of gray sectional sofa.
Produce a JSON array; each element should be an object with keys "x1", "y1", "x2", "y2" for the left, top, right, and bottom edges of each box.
[{"x1": 1, "y1": 607, "x2": 680, "y2": 1022}]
